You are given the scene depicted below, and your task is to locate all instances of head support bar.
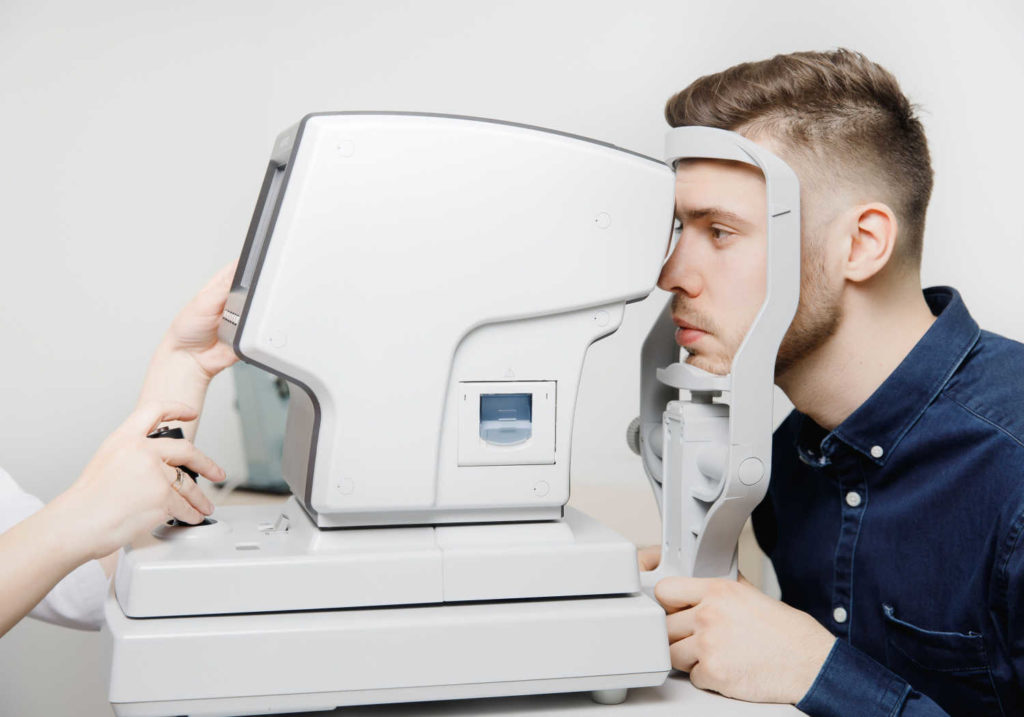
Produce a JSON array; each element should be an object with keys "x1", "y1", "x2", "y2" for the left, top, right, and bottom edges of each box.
[{"x1": 636, "y1": 127, "x2": 800, "y2": 579}]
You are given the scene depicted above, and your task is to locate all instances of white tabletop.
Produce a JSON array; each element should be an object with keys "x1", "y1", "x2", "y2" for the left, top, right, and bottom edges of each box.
[{"x1": 278, "y1": 674, "x2": 799, "y2": 716}]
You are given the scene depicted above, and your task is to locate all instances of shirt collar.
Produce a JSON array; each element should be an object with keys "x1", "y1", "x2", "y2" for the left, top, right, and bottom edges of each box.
[{"x1": 796, "y1": 287, "x2": 980, "y2": 467}]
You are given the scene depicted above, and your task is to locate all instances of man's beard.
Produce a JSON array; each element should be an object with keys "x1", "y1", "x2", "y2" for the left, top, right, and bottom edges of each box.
[
  {"x1": 774, "y1": 250, "x2": 842, "y2": 378},
  {"x1": 674, "y1": 249, "x2": 841, "y2": 378}
]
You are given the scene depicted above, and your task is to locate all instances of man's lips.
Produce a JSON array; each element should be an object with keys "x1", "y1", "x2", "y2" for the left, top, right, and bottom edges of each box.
[{"x1": 673, "y1": 319, "x2": 708, "y2": 347}]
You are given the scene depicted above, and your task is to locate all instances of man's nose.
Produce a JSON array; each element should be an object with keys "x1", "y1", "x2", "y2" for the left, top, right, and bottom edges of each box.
[{"x1": 657, "y1": 234, "x2": 703, "y2": 297}]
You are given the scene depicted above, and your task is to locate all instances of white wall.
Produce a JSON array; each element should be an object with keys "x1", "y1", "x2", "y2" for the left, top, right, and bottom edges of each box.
[{"x1": 1, "y1": 1, "x2": 1022, "y2": 714}]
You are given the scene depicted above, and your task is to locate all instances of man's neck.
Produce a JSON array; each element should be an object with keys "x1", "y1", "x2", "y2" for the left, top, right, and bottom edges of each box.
[{"x1": 777, "y1": 282, "x2": 936, "y2": 431}]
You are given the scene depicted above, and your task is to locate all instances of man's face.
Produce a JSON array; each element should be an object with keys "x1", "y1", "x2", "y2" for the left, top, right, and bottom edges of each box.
[
  {"x1": 658, "y1": 157, "x2": 842, "y2": 377},
  {"x1": 657, "y1": 159, "x2": 768, "y2": 375}
]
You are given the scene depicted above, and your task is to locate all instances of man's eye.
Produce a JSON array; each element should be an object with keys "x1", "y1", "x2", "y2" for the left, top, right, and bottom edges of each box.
[
  {"x1": 711, "y1": 227, "x2": 733, "y2": 243},
  {"x1": 673, "y1": 221, "x2": 683, "y2": 234}
]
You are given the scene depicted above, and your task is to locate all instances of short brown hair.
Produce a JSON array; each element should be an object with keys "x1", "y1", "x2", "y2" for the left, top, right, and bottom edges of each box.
[{"x1": 665, "y1": 49, "x2": 933, "y2": 266}]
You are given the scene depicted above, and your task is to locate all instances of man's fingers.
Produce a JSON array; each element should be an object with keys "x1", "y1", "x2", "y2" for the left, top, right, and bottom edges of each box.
[
  {"x1": 126, "y1": 401, "x2": 198, "y2": 436},
  {"x1": 669, "y1": 635, "x2": 700, "y2": 673},
  {"x1": 667, "y1": 609, "x2": 696, "y2": 642},
  {"x1": 637, "y1": 545, "x2": 661, "y2": 572},
  {"x1": 687, "y1": 661, "x2": 720, "y2": 693},
  {"x1": 151, "y1": 439, "x2": 226, "y2": 482},
  {"x1": 654, "y1": 576, "x2": 717, "y2": 611}
]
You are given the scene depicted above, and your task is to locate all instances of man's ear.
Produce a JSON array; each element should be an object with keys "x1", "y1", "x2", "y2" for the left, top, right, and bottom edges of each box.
[{"x1": 844, "y1": 203, "x2": 898, "y2": 282}]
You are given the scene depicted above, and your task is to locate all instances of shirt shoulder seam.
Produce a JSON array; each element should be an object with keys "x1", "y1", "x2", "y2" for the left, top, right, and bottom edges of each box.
[{"x1": 944, "y1": 393, "x2": 1024, "y2": 451}]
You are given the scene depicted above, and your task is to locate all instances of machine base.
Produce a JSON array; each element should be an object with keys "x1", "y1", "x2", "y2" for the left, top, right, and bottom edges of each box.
[
  {"x1": 109, "y1": 674, "x2": 662, "y2": 717},
  {"x1": 116, "y1": 501, "x2": 642, "y2": 618},
  {"x1": 103, "y1": 592, "x2": 670, "y2": 717}
]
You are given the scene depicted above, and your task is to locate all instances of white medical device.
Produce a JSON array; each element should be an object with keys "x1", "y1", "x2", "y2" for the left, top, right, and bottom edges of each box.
[{"x1": 101, "y1": 114, "x2": 799, "y2": 717}]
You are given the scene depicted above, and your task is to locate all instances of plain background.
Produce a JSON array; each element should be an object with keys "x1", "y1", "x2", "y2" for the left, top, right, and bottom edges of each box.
[{"x1": 1, "y1": 0, "x2": 1022, "y2": 714}]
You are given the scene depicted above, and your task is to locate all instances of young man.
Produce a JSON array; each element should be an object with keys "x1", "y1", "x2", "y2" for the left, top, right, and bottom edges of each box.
[{"x1": 644, "y1": 50, "x2": 1024, "y2": 716}]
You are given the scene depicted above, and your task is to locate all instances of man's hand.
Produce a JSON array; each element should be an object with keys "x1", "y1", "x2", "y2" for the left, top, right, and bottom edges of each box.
[
  {"x1": 654, "y1": 573, "x2": 835, "y2": 705},
  {"x1": 638, "y1": 545, "x2": 662, "y2": 571}
]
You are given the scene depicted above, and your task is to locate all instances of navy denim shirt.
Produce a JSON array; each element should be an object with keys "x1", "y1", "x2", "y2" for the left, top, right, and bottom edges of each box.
[{"x1": 753, "y1": 287, "x2": 1024, "y2": 716}]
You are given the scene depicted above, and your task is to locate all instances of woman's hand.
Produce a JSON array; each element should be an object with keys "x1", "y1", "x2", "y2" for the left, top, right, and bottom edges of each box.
[
  {"x1": 164, "y1": 261, "x2": 239, "y2": 380},
  {"x1": 52, "y1": 401, "x2": 226, "y2": 560},
  {"x1": 0, "y1": 402, "x2": 226, "y2": 636},
  {"x1": 137, "y1": 262, "x2": 238, "y2": 440}
]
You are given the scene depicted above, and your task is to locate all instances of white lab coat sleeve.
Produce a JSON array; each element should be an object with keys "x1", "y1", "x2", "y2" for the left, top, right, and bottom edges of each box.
[{"x1": 0, "y1": 466, "x2": 111, "y2": 631}]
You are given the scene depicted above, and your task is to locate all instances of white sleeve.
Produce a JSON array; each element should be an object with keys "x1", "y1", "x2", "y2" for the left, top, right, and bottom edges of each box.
[{"x1": 0, "y1": 466, "x2": 111, "y2": 631}]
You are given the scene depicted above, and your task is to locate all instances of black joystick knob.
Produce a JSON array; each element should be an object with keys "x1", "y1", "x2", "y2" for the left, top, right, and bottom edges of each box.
[{"x1": 147, "y1": 425, "x2": 212, "y2": 526}]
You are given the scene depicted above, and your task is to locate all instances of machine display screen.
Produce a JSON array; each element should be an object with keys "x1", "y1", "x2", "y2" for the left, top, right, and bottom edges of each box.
[{"x1": 479, "y1": 393, "x2": 533, "y2": 446}]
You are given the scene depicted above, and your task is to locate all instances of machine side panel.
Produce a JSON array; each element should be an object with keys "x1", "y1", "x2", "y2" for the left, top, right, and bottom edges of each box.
[{"x1": 436, "y1": 304, "x2": 626, "y2": 511}]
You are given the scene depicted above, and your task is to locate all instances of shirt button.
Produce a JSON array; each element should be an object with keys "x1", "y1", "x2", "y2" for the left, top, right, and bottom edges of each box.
[
  {"x1": 870, "y1": 445, "x2": 884, "y2": 459},
  {"x1": 833, "y1": 606, "x2": 848, "y2": 624},
  {"x1": 845, "y1": 491, "x2": 862, "y2": 508}
]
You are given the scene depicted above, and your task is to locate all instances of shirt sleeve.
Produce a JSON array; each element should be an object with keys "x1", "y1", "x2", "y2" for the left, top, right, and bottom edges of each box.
[
  {"x1": 0, "y1": 466, "x2": 111, "y2": 631},
  {"x1": 797, "y1": 639, "x2": 950, "y2": 717}
]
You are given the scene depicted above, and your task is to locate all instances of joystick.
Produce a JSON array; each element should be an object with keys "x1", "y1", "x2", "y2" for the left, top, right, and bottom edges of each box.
[{"x1": 147, "y1": 425, "x2": 212, "y2": 527}]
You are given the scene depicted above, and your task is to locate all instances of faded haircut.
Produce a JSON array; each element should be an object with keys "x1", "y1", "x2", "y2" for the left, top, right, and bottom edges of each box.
[{"x1": 665, "y1": 49, "x2": 933, "y2": 267}]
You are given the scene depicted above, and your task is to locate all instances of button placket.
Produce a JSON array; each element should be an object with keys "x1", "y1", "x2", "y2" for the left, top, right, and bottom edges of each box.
[{"x1": 829, "y1": 452, "x2": 867, "y2": 637}]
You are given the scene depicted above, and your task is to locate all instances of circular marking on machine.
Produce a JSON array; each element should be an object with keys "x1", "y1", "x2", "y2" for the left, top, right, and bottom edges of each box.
[{"x1": 737, "y1": 457, "x2": 765, "y2": 486}]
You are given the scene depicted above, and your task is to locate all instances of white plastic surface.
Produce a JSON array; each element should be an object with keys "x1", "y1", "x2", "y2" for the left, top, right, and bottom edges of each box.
[
  {"x1": 115, "y1": 501, "x2": 642, "y2": 617},
  {"x1": 223, "y1": 114, "x2": 674, "y2": 525},
  {"x1": 103, "y1": 591, "x2": 670, "y2": 715}
]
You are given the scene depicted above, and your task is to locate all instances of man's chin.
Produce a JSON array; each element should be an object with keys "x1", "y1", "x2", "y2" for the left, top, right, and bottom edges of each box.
[{"x1": 684, "y1": 351, "x2": 732, "y2": 376}]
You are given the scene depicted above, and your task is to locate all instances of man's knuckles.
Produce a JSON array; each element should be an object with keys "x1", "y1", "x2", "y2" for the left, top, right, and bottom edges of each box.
[{"x1": 669, "y1": 640, "x2": 697, "y2": 672}]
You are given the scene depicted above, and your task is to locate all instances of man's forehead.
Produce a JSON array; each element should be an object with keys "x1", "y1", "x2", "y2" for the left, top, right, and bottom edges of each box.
[
  {"x1": 674, "y1": 157, "x2": 766, "y2": 183},
  {"x1": 674, "y1": 158, "x2": 766, "y2": 223}
]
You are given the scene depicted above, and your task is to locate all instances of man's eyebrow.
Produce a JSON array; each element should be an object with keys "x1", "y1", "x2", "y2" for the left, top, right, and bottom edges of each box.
[{"x1": 676, "y1": 207, "x2": 751, "y2": 227}]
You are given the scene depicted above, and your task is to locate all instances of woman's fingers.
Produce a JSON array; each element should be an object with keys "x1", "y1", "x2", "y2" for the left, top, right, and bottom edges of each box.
[
  {"x1": 167, "y1": 466, "x2": 215, "y2": 515},
  {"x1": 150, "y1": 438, "x2": 226, "y2": 482},
  {"x1": 166, "y1": 482, "x2": 207, "y2": 525},
  {"x1": 192, "y1": 260, "x2": 238, "y2": 314},
  {"x1": 125, "y1": 401, "x2": 198, "y2": 436}
]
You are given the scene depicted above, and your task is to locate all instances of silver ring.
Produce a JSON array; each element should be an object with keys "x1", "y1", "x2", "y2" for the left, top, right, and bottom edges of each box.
[{"x1": 172, "y1": 467, "x2": 186, "y2": 492}]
